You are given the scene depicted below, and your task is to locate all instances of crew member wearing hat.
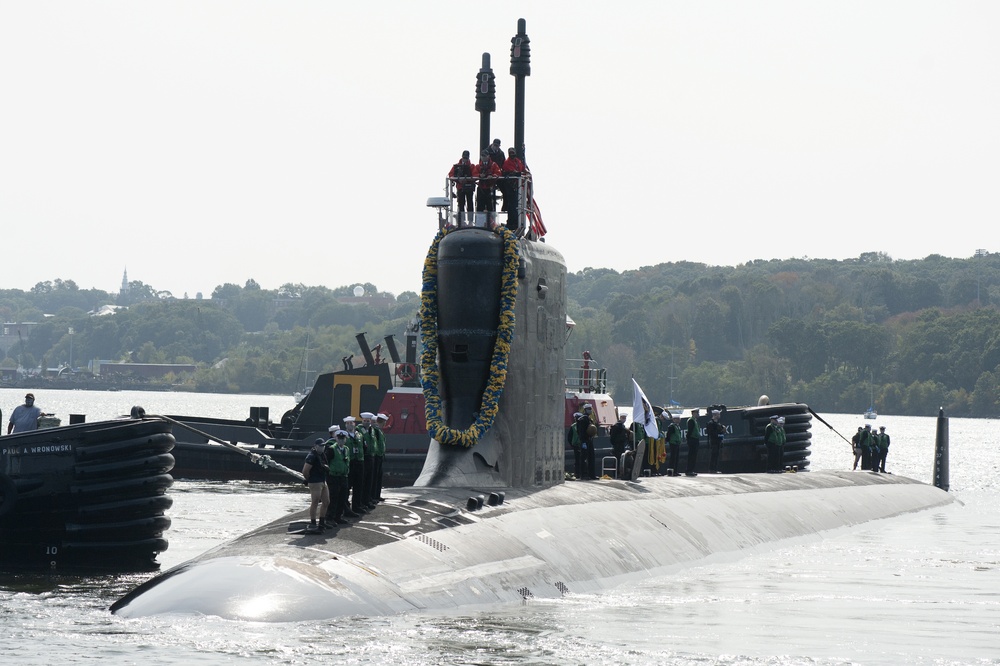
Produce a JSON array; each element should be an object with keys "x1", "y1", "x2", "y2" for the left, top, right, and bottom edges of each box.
[
  {"x1": 343, "y1": 416, "x2": 366, "y2": 514},
  {"x1": 575, "y1": 404, "x2": 597, "y2": 479},
  {"x1": 666, "y1": 413, "x2": 683, "y2": 476},
  {"x1": 567, "y1": 413, "x2": 583, "y2": 479},
  {"x1": 448, "y1": 150, "x2": 476, "y2": 220},
  {"x1": 302, "y1": 437, "x2": 331, "y2": 534},
  {"x1": 706, "y1": 408, "x2": 724, "y2": 473},
  {"x1": 859, "y1": 423, "x2": 875, "y2": 471},
  {"x1": 358, "y1": 412, "x2": 377, "y2": 510},
  {"x1": 609, "y1": 413, "x2": 631, "y2": 478},
  {"x1": 684, "y1": 409, "x2": 701, "y2": 476},
  {"x1": 874, "y1": 425, "x2": 890, "y2": 473},
  {"x1": 486, "y1": 138, "x2": 505, "y2": 169},
  {"x1": 372, "y1": 414, "x2": 389, "y2": 503},
  {"x1": 325, "y1": 428, "x2": 354, "y2": 524},
  {"x1": 8, "y1": 393, "x2": 41, "y2": 434},
  {"x1": 765, "y1": 415, "x2": 782, "y2": 472}
]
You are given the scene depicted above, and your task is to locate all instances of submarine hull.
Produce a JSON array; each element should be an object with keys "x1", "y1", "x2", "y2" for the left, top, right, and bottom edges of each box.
[{"x1": 111, "y1": 470, "x2": 953, "y2": 620}]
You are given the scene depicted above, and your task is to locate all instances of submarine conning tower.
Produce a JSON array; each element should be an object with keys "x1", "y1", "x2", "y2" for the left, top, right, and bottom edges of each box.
[{"x1": 416, "y1": 19, "x2": 567, "y2": 490}]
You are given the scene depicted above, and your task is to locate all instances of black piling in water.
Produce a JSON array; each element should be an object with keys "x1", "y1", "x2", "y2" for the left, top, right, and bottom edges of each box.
[{"x1": 933, "y1": 407, "x2": 949, "y2": 491}]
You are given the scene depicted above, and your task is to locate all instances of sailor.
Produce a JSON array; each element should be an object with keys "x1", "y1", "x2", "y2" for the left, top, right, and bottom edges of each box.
[
  {"x1": 566, "y1": 413, "x2": 583, "y2": 479},
  {"x1": 325, "y1": 428, "x2": 353, "y2": 524},
  {"x1": 358, "y1": 412, "x2": 378, "y2": 510},
  {"x1": 8, "y1": 393, "x2": 41, "y2": 434},
  {"x1": 859, "y1": 423, "x2": 874, "y2": 471},
  {"x1": 500, "y1": 147, "x2": 527, "y2": 230},
  {"x1": 576, "y1": 404, "x2": 598, "y2": 479},
  {"x1": 369, "y1": 413, "x2": 388, "y2": 505},
  {"x1": 777, "y1": 416, "x2": 787, "y2": 470},
  {"x1": 875, "y1": 425, "x2": 890, "y2": 473},
  {"x1": 665, "y1": 413, "x2": 683, "y2": 476},
  {"x1": 706, "y1": 408, "x2": 724, "y2": 473},
  {"x1": 684, "y1": 408, "x2": 701, "y2": 476},
  {"x1": 851, "y1": 427, "x2": 863, "y2": 470},
  {"x1": 609, "y1": 413, "x2": 630, "y2": 478},
  {"x1": 651, "y1": 409, "x2": 671, "y2": 476},
  {"x1": 302, "y1": 437, "x2": 330, "y2": 533},
  {"x1": 343, "y1": 416, "x2": 367, "y2": 514},
  {"x1": 764, "y1": 415, "x2": 781, "y2": 472},
  {"x1": 486, "y1": 138, "x2": 505, "y2": 169},
  {"x1": 448, "y1": 150, "x2": 476, "y2": 222},
  {"x1": 474, "y1": 149, "x2": 502, "y2": 215}
]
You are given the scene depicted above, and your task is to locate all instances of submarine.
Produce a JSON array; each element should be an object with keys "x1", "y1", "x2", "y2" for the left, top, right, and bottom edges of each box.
[{"x1": 110, "y1": 20, "x2": 954, "y2": 621}]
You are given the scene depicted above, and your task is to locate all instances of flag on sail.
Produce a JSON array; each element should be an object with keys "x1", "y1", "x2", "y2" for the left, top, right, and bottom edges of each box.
[
  {"x1": 528, "y1": 197, "x2": 547, "y2": 237},
  {"x1": 632, "y1": 378, "x2": 658, "y2": 439}
]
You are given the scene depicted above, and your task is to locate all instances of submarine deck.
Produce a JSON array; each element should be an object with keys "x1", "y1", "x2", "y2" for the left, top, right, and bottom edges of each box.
[{"x1": 112, "y1": 470, "x2": 954, "y2": 620}]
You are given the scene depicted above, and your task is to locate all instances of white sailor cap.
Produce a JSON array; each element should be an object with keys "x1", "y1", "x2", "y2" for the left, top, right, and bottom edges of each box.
[
  {"x1": 328, "y1": 425, "x2": 338, "y2": 432},
  {"x1": 376, "y1": 413, "x2": 388, "y2": 421},
  {"x1": 672, "y1": 414, "x2": 681, "y2": 420},
  {"x1": 343, "y1": 416, "x2": 356, "y2": 423},
  {"x1": 360, "y1": 411, "x2": 375, "y2": 420},
  {"x1": 582, "y1": 404, "x2": 593, "y2": 411},
  {"x1": 335, "y1": 429, "x2": 349, "y2": 438},
  {"x1": 572, "y1": 412, "x2": 582, "y2": 419},
  {"x1": 777, "y1": 417, "x2": 785, "y2": 424},
  {"x1": 711, "y1": 409, "x2": 721, "y2": 415},
  {"x1": 769, "y1": 415, "x2": 779, "y2": 421}
]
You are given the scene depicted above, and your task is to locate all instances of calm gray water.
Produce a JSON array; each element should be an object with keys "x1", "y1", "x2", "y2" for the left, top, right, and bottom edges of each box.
[{"x1": 1, "y1": 388, "x2": 997, "y2": 665}]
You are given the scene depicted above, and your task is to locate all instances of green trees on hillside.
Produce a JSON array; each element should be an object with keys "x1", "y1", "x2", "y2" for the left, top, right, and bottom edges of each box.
[{"x1": 1, "y1": 250, "x2": 998, "y2": 417}]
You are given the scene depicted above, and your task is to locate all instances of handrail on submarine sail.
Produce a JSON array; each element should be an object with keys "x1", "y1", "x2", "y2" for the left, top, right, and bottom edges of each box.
[
  {"x1": 807, "y1": 406, "x2": 854, "y2": 449},
  {"x1": 443, "y1": 173, "x2": 533, "y2": 237},
  {"x1": 144, "y1": 413, "x2": 305, "y2": 482}
]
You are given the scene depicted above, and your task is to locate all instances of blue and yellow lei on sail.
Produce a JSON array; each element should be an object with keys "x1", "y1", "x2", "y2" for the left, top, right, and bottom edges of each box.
[{"x1": 419, "y1": 226, "x2": 519, "y2": 448}]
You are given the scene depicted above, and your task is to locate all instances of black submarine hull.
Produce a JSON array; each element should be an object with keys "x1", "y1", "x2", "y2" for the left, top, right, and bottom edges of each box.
[{"x1": 111, "y1": 470, "x2": 952, "y2": 620}]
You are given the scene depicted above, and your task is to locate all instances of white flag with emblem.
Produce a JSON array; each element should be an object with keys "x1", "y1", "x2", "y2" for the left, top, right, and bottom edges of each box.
[{"x1": 632, "y1": 377, "x2": 658, "y2": 439}]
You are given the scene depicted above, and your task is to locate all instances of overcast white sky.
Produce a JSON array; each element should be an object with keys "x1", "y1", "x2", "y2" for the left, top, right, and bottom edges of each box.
[{"x1": 1, "y1": 2, "x2": 997, "y2": 299}]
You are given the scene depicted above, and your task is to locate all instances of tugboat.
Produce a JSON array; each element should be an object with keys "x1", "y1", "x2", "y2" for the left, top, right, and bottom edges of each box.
[{"x1": 1, "y1": 416, "x2": 175, "y2": 574}]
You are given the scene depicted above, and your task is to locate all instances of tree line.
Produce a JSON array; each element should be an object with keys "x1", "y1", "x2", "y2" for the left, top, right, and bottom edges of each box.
[{"x1": 1, "y1": 249, "x2": 998, "y2": 417}]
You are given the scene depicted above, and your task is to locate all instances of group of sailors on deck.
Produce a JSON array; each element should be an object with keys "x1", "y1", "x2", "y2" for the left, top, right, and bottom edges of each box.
[
  {"x1": 448, "y1": 138, "x2": 528, "y2": 228},
  {"x1": 852, "y1": 423, "x2": 891, "y2": 473},
  {"x1": 300, "y1": 412, "x2": 388, "y2": 534}
]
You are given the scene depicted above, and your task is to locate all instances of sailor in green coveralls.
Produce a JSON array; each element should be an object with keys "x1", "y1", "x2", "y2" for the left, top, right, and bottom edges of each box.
[
  {"x1": 343, "y1": 416, "x2": 367, "y2": 514},
  {"x1": 325, "y1": 428, "x2": 352, "y2": 524},
  {"x1": 764, "y1": 415, "x2": 783, "y2": 472},
  {"x1": 859, "y1": 423, "x2": 875, "y2": 471},
  {"x1": 358, "y1": 412, "x2": 378, "y2": 510},
  {"x1": 372, "y1": 413, "x2": 388, "y2": 504},
  {"x1": 874, "y1": 425, "x2": 890, "y2": 473}
]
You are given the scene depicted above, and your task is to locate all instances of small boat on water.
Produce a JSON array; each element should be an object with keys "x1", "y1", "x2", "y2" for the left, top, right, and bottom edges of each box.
[
  {"x1": 864, "y1": 406, "x2": 878, "y2": 420},
  {"x1": 0, "y1": 417, "x2": 175, "y2": 574}
]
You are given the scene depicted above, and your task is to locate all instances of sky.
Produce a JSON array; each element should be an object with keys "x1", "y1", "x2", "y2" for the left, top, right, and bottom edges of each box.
[{"x1": 1, "y1": 2, "x2": 997, "y2": 299}]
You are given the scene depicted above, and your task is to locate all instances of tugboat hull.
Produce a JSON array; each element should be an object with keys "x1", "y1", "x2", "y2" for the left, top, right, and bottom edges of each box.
[{"x1": 0, "y1": 418, "x2": 175, "y2": 574}]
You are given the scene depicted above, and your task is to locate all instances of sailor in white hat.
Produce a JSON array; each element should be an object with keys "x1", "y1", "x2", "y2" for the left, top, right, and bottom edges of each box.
[
  {"x1": 357, "y1": 413, "x2": 377, "y2": 509},
  {"x1": 371, "y1": 414, "x2": 389, "y2": 504}
]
